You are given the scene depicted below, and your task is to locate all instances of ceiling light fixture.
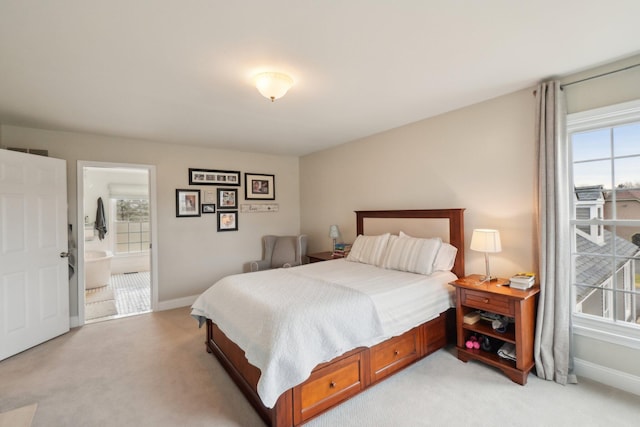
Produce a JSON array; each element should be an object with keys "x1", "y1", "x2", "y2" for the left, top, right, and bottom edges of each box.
[{"x1": 254, "y1": 72, "x2": 294, "y2": 102}]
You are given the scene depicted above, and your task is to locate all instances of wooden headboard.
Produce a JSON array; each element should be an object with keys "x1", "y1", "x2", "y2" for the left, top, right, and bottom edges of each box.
[{"x1": 355, "y1": 209, "x2": 465, "y2": 278}]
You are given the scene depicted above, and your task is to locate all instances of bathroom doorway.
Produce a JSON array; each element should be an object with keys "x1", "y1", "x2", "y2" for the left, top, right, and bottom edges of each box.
[{"x1": 77, "y1": 161, "x2": 158, "y2": 325}]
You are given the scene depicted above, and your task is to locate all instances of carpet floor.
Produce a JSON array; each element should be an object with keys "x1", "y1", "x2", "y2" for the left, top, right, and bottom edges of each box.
[{"x1": 1, "y1": 307, "x2": 639, "y2": 426}]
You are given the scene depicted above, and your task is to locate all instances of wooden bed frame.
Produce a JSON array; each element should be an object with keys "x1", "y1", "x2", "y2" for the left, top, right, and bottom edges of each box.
[{"x1": 204, "y1": 208, "x2": 465, "y2": 426}]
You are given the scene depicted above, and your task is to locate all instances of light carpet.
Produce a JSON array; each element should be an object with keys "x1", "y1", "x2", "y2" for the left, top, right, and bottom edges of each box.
[
  {"x1": 1, "y1": 307, "x2": 639, "y2": 426},
  {"x1": 84, "y1": 299, "x2": 117, "y2": 321},
  {"x1": 0, "y1": 403, "x2": 36, "y2": 427}
]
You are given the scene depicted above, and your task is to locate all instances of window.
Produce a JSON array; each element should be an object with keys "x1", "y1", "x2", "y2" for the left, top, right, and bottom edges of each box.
[
  {"x1": 114, "y1": 199, "x2": 150, "y2": 254},
  {"x1": 568, "y1": 100, "x2": 640, "y2": 341}
]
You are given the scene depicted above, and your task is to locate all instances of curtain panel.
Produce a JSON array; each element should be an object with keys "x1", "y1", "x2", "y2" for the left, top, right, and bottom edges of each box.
[{"x1": 534, "y1": 81, "x2": 576, "y2": 384}]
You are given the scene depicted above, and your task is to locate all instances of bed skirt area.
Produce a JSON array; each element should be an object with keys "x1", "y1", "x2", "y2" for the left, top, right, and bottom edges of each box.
[{"x1": 205, "y1": 308, "x2": 456, "y2": 427}]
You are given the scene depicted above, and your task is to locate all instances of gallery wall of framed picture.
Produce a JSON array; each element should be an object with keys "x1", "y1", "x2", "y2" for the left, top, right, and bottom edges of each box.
[
  {"x1": 217, "y1": 188, "x2": 238, "y2": 209},
  {"x1": 178, "y1": 168, "x2": 276, "y2": 231},
  {"x1": 217, "y1": 211, "x2": 238, "y2": 232},
  {"x1": 245, "y1": 173, "x2": 275, "y2": 200},
  {"x1": 176, "y1": 189, "x2": 201, "y2": 217},
  {"x1": 188, "y1": 168, "x2": 240, "y2": 186}
]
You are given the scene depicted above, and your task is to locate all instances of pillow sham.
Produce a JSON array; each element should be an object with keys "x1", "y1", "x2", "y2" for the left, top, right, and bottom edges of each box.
[
  {"x1": 381, "y1": 234, "x2": 442, "y2": 275},
  {"x1": 398, "y1": 231, "x2": 457, "y2": 272},
  {"x1": 346, "y1": 233, "x2": 391, "y2": 266},
  {"x1": 433, "y1": 242, "x2": 458, "y2": 271}
]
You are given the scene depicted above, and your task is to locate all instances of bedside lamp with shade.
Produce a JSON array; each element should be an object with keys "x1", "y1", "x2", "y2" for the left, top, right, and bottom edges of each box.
[
  {"x1": 470, "y1": 229, "x2": 502, "y2": 283},
  {"x1": 328, "y1": 225, "x2": 341, "y2": 252}
]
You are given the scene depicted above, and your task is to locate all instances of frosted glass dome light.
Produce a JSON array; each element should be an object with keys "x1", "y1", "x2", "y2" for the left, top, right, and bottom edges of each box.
[{"x1": 255, "y1": 72, "x2": 294, "y2": 102}]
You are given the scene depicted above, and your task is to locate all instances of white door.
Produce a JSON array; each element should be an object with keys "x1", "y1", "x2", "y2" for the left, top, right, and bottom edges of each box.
[{"x1": 0, "y1": 149, "x2": 69, "y2": 361}]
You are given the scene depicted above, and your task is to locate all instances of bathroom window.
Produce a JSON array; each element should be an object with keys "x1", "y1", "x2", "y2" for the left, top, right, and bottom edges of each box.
[{"x1": 114, "y1": 199, "x2": 150, "y2": 254}]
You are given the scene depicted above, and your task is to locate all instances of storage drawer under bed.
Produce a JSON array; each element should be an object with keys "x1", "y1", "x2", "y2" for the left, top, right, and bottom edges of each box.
[
  {"x1": 370, "y1": 327, "x2": 419, "y2": 383},
  {"x1": 293, "y1": 351, "x2": 365, "y2": 424}
]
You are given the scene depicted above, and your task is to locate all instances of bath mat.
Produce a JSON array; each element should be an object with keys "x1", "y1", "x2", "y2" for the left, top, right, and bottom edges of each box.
[
  {"x1": 0, "y1": 403, "x2": 37, "y2": 427},
  {"x1": 85, "y1": 300, "x2": 118, "y2": 321},
  {"x1": 85, "y1": 287, "x2": 115, "y2": 304}
]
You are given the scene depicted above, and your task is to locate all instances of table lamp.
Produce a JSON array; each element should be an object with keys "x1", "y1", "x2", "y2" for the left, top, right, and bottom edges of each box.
[
  {"x1": 470, "y1": 228, "x2": 501, "y2": 282},
  {"x1": 328, "y1": 225, "x2": 340, "y2": 252}
]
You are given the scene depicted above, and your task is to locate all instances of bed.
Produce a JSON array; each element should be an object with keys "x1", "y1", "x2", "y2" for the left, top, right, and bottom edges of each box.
[{"x1": 191, "y1": 208, "x2": 465, "y2": 426}]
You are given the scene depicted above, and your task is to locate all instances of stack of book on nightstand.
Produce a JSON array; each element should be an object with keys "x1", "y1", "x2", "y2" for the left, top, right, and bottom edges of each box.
[
  {"x1": 332, "y1": 243, "x2": 352, "y2": 258},
  {"x1": 509, "y1": 273, "x2": 536, "y2": 290}
]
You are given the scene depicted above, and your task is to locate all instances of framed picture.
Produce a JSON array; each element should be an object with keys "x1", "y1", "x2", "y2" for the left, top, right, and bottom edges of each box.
[
  {"x1": 245, "y1": 173, "x2": 275, "y2": 200},
  {"x1": 176, "y1": 189, "x2": 201, "y2": 217},
  {"x1": 217, "y1": 188, "x2": 238, "y2": 209},
  {"x1": 188, "y1": 168, "x2": 241, "y2": 186},
  {"x1": 217, "y1": 211, "x2": 238, "y2": 231},
  {"x1": 201, "y1": 204, "x2": 216, "y2": 214}
]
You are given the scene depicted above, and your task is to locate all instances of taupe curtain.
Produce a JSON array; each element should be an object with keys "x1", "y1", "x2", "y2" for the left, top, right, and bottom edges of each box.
[{"x1": 534, "y1": 81, "x2": 576, "y2": 384}]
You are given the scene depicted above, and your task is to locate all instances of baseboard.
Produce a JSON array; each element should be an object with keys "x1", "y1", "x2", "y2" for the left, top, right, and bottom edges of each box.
[
  {"x1": 574, "y1": 357, "x2": 640, "y2": 396},
  {"x1": 157, "y1": 294, "x2": 199, "y2": 311}
]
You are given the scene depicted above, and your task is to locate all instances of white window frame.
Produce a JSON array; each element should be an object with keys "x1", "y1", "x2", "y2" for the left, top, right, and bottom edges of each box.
[
  {"x1": 567, "y1": 99, "x2": 640, "y2": 349},
  {"x1": 110, "y1": 197, "x2": 151, "y2": 256}
]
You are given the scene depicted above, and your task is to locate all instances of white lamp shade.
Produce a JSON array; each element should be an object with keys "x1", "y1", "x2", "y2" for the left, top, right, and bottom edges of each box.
[
  {"x1": 255, "y1": 72, "x2": 294, "y2": 101},
  {"x1": 328, "y1": 225, "x2": 340, "y2": 239},
  {"x1": 470, "y1": 229, "x2": 502, "y2": 253}
]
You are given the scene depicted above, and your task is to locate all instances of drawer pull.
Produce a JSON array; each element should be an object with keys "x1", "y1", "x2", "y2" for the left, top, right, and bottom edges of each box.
[
  {"x1": 483, "y1": 298, "x2": 489, "y2": 304},
  {"x1": 329, "y1": 381, "x2": 336, "y2": 388},
  {"x1": 393, "y1": 350, "x2": 400, "y2": 356}
]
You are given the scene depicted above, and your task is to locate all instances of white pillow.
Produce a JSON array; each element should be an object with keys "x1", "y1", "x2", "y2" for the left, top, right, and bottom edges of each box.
[
  {"x1": 382, "y1": 234, "x2": 442, "y2": 275},
  {"x1": 398, "y1": 231, "x2": 458, "y2": 272},
  {"x1": 433, "y1": 242, "x2": 458, "y2": 271},
  {"x1": 346, "y1": 233, "x2": 391, "y2": 266}
]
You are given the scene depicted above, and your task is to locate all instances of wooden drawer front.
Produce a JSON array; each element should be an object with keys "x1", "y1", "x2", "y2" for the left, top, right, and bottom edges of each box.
[
  {"x1": 461, "y1": 289, "x2": 514, "y2": 316},
  {"x1": 296, "y1": 353, "x2": 363, "y2": 422},
  {"x1": 371, "y1": 330, "x2": 418, "y2": 382},
  {"x1": 424, "y1": 314, "x2": 447, "y2": 355}
]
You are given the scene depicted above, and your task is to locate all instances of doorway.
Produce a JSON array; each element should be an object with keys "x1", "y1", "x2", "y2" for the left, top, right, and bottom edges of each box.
[{"x1": 77, "y1": 161, "x2": 158, "y2": 325}]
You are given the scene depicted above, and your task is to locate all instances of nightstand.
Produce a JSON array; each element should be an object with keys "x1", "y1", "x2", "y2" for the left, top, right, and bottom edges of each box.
[
  {"x1": 449, "y1": 274, "x2": 539, "y2": 385},
  {"x1": 307, "y1": 251, "x2": 343, "y2": 263}
]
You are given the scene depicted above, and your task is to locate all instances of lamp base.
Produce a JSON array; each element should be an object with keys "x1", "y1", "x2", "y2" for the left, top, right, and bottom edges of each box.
[{"x1": 477, "y1": 275, "x2": 499, "y2": 284}]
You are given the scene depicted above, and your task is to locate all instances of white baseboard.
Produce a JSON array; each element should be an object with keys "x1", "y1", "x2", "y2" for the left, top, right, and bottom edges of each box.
[
  {"x1": 157, "y1": 294, "x2": 199, "y2": 311},
  {"x1": 574, "y1": 357, "x2": 640, "y2": 396}
]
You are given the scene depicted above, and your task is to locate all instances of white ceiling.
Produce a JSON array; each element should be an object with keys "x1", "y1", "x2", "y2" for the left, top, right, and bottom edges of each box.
[{"x1": 1, "y1": 1, "x2": 639, "y2": 156}]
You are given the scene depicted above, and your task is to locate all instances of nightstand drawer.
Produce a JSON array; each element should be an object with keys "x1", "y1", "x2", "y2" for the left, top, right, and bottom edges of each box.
[{"x1": 461, "y1": 289, "x2": 514, "y2": 316}]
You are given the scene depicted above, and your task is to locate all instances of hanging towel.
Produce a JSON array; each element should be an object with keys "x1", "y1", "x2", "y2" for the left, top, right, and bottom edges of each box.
[{"x1": 95, "y1": 197, "x2": 107, "y2": 240}]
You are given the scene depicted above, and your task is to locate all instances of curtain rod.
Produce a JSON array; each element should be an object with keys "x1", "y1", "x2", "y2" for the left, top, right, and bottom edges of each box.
[{"x1": 561, "y1": 62, "x2": 640, "y2": 89}]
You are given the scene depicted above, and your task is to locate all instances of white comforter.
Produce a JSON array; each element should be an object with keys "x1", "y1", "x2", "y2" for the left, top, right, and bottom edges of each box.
[{"x1": 191, "y1": 259, "x2": 456, "y2": 408}]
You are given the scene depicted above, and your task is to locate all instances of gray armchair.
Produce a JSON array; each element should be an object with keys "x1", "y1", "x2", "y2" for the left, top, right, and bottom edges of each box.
[{"x1": 250, "y1": 235, "x2": 308, "y2": 272}]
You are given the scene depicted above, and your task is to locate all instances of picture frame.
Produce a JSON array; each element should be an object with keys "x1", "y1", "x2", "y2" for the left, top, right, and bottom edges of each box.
[
  {"x1": 201, "y1": 204, "x2": 216, "y2": 214},
  {"x1": 244, "y1": 173, "x2": 275, "y2": 200},
  {"x1": 217, "y1": 188, "x2": 238, "y2": 209},
  {"x1": 188, "y1": 168, "x2": 241, "y2": 186},
  {"x1": 176, "y1": 189, "x2": 201, "y2": 217},
  {"x1": 217, "y1": 211, "x2": 238, "y2": 232}
]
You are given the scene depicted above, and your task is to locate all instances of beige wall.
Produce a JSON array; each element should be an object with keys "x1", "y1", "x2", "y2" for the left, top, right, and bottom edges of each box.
[
  {"x1": 0, "y1": 125, "x2": 300, "y2": 316},
  {"x1": 300, "y1": 53, "x2": 640, "y2": 391},
  {"x1": 300, "y1": 88, "x2": 538, "y2": 279}
]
